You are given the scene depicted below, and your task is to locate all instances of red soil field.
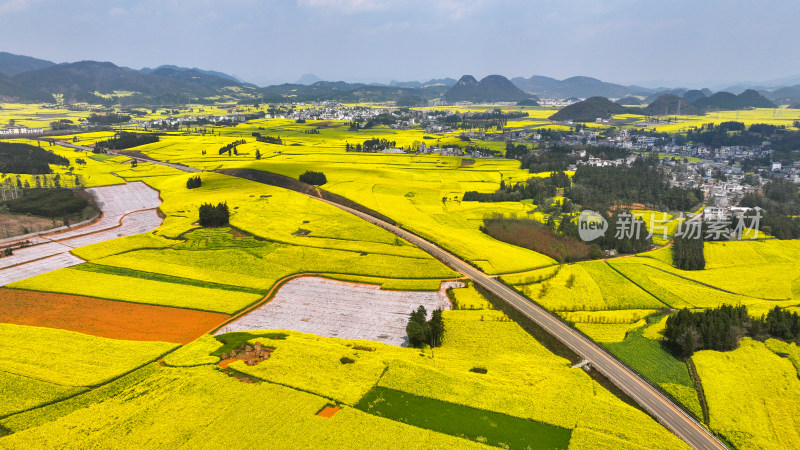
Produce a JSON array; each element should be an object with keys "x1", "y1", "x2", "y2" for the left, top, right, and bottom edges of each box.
[
  {"x1": 0, "y1": 288, "x2": 228, "y2": 344},
  {"x1": 317, "y1": 406, "x2": 341, "y2": 418}
]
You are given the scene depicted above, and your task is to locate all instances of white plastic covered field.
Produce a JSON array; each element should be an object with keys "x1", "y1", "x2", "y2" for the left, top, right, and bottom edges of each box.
[
  {"x1": 0, "y1": 182, "x2": 162, "y2": 285},
  {"x1": 216, "y1": 276, "x2": 462, "y2": 346}
]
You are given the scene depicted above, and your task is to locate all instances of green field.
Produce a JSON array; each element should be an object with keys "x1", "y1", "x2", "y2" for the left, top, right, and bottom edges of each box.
[{"x1": 356, "y1": 387, "x2": 572, "y2": 449}]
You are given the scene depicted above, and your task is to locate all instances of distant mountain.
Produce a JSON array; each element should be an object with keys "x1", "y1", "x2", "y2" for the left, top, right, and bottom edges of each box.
[
  {"x1": 512, "y1": 75, "x2": 651, "y2": 99},
  {"x1": 692, "y1": 89, "x2": 775, "y2": 110},
  {"x1": 259, "y1": 80, "x2": 447, "y2": 104},
  {"x1": 148, "y1": 67, "x2": 241, "y2": 89},
  {"x1": 615, "y1": 96, "x2": 644, "y2": 106},
  {"x1": 10, "y1": 61, "x2": 257, "y2": 104},
  {"x1": 682, "y1": 89, "x2": 707, "y2": 104},
  {"x1": 0, "y1": 51, "x2": 55, "y2": 77},
  {"x1": 139, "y1": 65, "x2": 240, "y2": 83},
  {"x1": 296, "y1": 73, "x2": 323, "y2": 85},
  {"x1": 442, "y1": 75, "x2": 531, "y2": 103},
  {"x1": 390, "y1": 78, "x2": 457, "y2": 89},
  {"x1": 643, "y1": 94, "x2": 702, "y2": 116},
  {"x1": 764, "y1": 85, "x2": 800, "y2": 105},
  {"x1": 549, "y1": 96, "x2": 629, "y2": 122},
  {"x1": 644, "y1": 88, "x2": 687, "y2": 104}
]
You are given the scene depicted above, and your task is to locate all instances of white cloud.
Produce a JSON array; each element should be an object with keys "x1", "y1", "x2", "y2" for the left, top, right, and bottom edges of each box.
[
  {"x1": 0, "y1": 0, "x2": 35, "y2": 15},
  {"x1": 296, "y1": 0, "x2": 389, "y2": 13},
  {"x1": 108, "y1": 7, "x2": 127, "y2": 17}
]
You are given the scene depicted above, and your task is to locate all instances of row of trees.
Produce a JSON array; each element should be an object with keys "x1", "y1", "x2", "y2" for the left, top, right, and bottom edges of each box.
[
  {"x1": 663, "y1": 305, "x2": 800, "y2": 357},
  {"x1": 218, "y1": 139, "x2": 246, "y2": 156},
  {"x1": 406, "y1": 305, "x2": 445, "y2": 348},
  {"x1": 252, "y1": 133, "x2": 282, "y2": 145}
]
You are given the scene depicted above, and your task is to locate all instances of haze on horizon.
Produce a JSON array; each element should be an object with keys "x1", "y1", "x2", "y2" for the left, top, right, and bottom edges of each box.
[{"x1": 1, "y1": 0, "x2": 798, "y2": 89}]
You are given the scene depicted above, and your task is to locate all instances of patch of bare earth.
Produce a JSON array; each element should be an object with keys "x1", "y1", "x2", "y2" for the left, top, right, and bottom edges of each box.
[{"x1": 0, "y1": 288, "x2": 228, "y2": 344}]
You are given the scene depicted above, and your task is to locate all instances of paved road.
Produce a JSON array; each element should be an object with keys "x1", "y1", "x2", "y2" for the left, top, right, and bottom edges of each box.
[{"x1": 315, "y1": 197, "x2": 728, "y2": 450}]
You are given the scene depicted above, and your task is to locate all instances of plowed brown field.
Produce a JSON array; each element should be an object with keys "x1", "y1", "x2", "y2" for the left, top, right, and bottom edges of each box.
[{"x1": 0, "y1": 288, "x2": 228, "y2": 344}]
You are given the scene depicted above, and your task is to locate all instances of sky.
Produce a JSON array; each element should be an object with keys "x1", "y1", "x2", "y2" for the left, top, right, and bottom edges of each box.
[{"x1": 1, "y1": 0, "x2": 799, "y2": 88}]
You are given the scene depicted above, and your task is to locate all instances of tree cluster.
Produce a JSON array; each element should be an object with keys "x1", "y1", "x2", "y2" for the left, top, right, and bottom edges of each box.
[
  {"x1": 0, "y1": 142, "x2": 69, "y2": 174},
  {"x1": 463, "y1": 172, "x2": 566, "y2": 204},
  {"x1": 298, "y1": 171, "x2": 327, "y2": 185},
  {"x1": 87, "y1": 113, "x2": 131, "y2": 124},
  {"x1": 752, "y1": 306, "x2": 800, "y2": 342},
  {"x1": 1, "y1": 188, "x2": 88, "y2": 218},
  {"x1": 346, "y1": 138, "x2": 396, "y2": 153},
  {"x1": 95, "y1": 132, "x2": 159, "y2": 151},
  {"x1": 406, "y1": 306, "x2": 444, "y2": 348},
  {"x1": 49, "y1": 119, "x2": 74, "y2": 131},
  {"x1": 186, "y1": 176, "x2": 202, "y2": 189},
  {"x1": 664, "y1": 305, "x2": 800, "y2": 358},
  {"x1": 567, "y1": 156, "x2": 701, "y2": 212},
  {"x1": 198, "y1": 202, "x2": 229, "y2": 227}
]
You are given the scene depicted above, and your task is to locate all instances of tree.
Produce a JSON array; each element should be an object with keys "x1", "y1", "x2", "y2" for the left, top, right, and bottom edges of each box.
[
  {"x1": 428, "y1": 309, "x2": 445, "y2": 347},
  {"x1": 406, "y1": 305, "x2": 446, "y2": 349},
  {"x1": 406, "y1": 321, "x2": 427, "y2": 348},
  {"x1": 299, "y1": 171, "x2": 327, "y2": 185},
  {"x1": 186, "y1": 176, "x2": 202, "y2": 189},
  {"x1": 198, "y1": 202, "x2": 229, "y2": 227},
  {"x1": 672, "y1": 234, "x2": 705, "y2": 270},
  {"x1": 255, "y1": 149, "x2": 261, "y2": 160}
]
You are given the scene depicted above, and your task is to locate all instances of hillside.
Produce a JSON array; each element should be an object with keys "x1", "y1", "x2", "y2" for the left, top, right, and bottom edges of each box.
[
  {"x1": 692, "y1": 89, "x2": 775, "y2": 110},
  {"x1": 139, "y1": 65, "x2": 241, "y2": 83},
  {"x1": 10, "y1": 61, "x2": 257, "y2": 104},
  {"x1": 765, "y1": 85, "x2": 800, "y2": 105},
  {"x1": 644, "y1": 94, "x2": 702, "y2": 116},
  {"x1": 0, "y1": 51, "x2": 55, "y2": 77},
  {"x1": 0, "y1": 73, "x2": 52, "y2": 102},
  {"x1": 682, "y1": 89, "x2": 707, "y2": 104},
  {"x1": 512, "y1": 75, "x2": 651, "y2": 98},
  {"x1": 615, "y1": 96, "x2": 644, "y2": 105},
  {"x1": 390, "y1": 77, "x2": 456, "y2": 89},
  {"x1": 549, "y1": 96, "x2": 629, "y2": 122},
  {"x1": 442, "y1": 75, "x2": 531, "y2": 103}
]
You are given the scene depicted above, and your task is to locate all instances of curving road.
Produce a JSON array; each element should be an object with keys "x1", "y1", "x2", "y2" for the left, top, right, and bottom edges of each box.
[
  {"x1": 125, "y1": 152, "x2": 725, "y2": 449},
  {"x1": 315, "y1": 197, "x2": 728, "y2": 450}
]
